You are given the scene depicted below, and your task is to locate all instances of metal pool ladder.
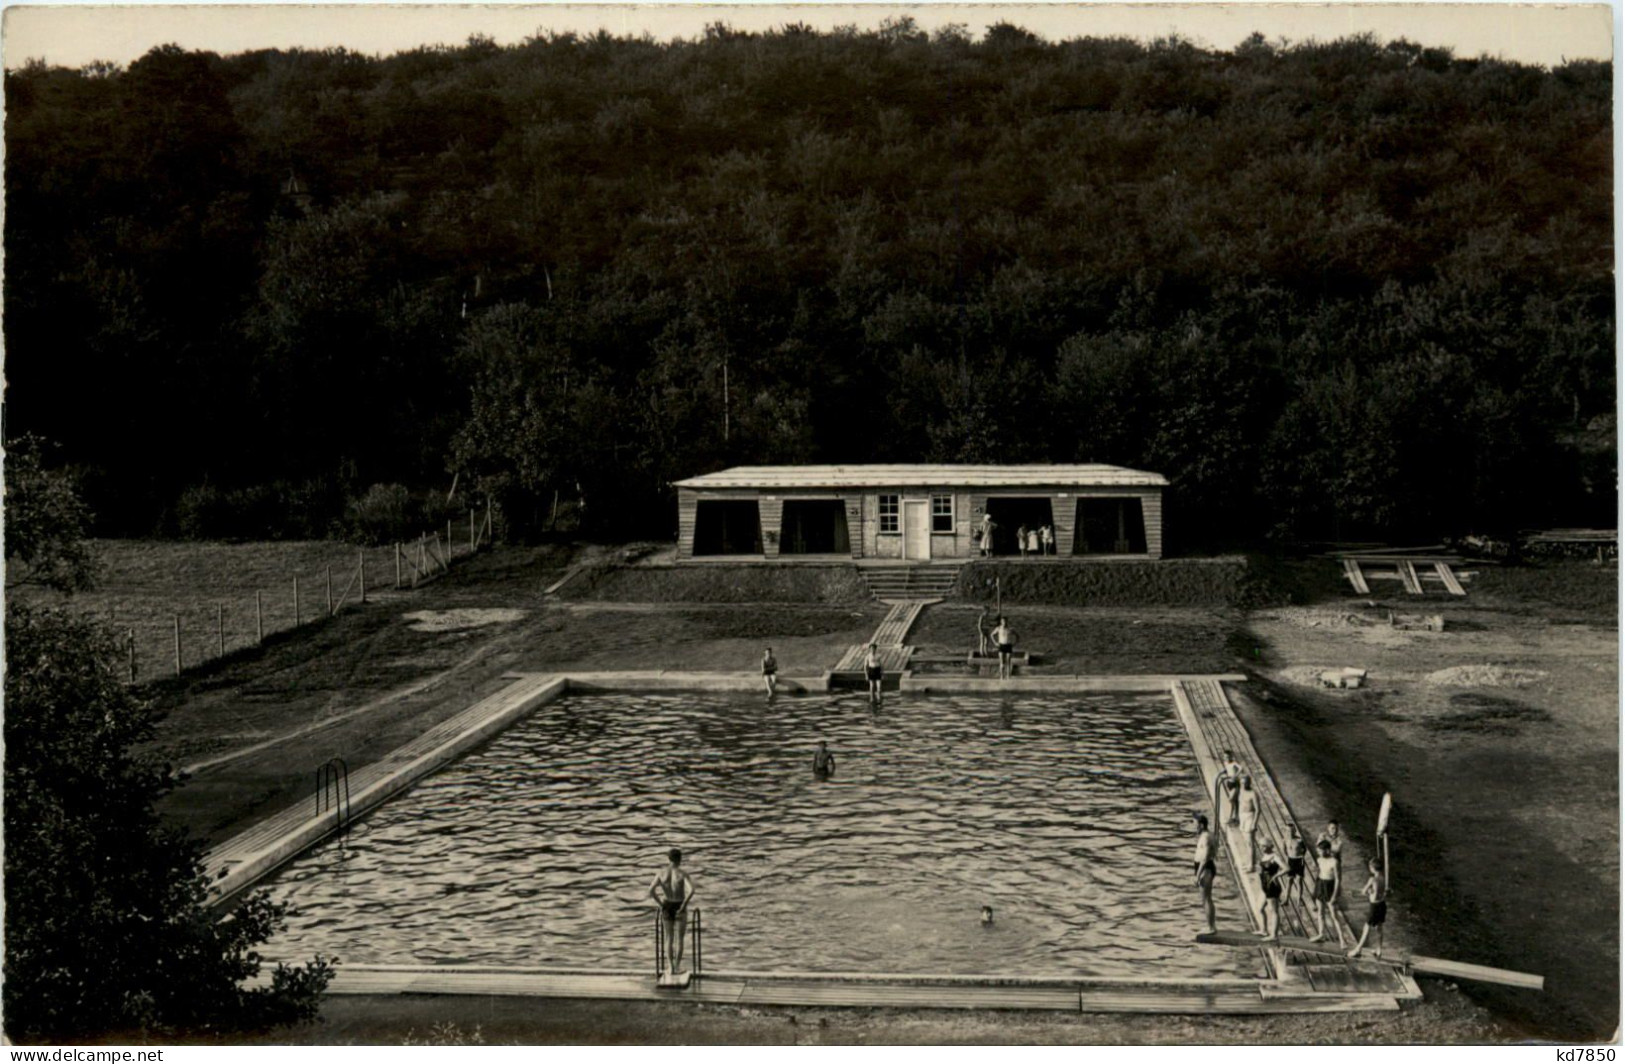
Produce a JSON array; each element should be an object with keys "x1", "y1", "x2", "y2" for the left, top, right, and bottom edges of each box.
[
  {"x1": 314, "y1": 757, "x2": 352, "y2": 848},
  {"x1": 654, "y1": 908, "x2": 703, "y2": 983}
]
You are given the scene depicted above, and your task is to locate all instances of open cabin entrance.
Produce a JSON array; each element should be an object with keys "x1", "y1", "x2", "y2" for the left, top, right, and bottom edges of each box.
[
  {"x1": 1073, "y1": 498, "x2": 1148, "y2": 555},
  {"x1": 692, "y1": 500, "x2": 763, "y2": 556},
  {"x1": 983, "y1": 497, "x2": 1055, "y2": 555},
  {"x1": 779, "y1": 500, "x2": 851, "y2": 555}
]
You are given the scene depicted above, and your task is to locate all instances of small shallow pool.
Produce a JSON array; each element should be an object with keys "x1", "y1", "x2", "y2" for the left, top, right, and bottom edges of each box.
[{"x1": 265, "y1": 691, "x2": 1247, "y2": 977}]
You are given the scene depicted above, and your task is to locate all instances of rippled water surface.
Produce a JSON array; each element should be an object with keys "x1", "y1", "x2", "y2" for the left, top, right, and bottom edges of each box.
[{"x1": 266, "y1": 692, "x2": 1247, "y2": 976}]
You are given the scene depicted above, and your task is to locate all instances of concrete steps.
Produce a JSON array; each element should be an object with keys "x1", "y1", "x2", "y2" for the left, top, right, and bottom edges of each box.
[{"x1": 859, "y1": 565, "x2": 961, "y2": 600}]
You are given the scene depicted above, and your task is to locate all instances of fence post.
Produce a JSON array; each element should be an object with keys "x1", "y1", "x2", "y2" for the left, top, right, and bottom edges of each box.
[
  {"x1": 256, "y1": 591, "x2": 264, "y2": 644},
  {"x1": 294, "y1": 576, "x2": 301, "y2": 626},
  {"x1": 470, "y1": 509, "x2": 476, "y2": 553},
  {"x1": 173, "y1": 614, "x2": 182, "y2": 677},
  {"x1": 486, "y1": 498, "x2": 493, "y2": 545},
  {"x1": 395, "y1": 543, "x2": 403, "y2": 589},
  {"x1": 359, "y1": 549, "x2": 367, "y2": 603},
  {"x1": 447, "y1": 519, "x2": 454, "y2": 561},
  {"x1": 128, "y1": 628, "x2": 136, "y2": 685},
  {"x1": 326, "y1": 566, "x2": 334, "y2": 616},
  {"x1": 217, "y1": 604, "x2": 225, "y2": 658}
]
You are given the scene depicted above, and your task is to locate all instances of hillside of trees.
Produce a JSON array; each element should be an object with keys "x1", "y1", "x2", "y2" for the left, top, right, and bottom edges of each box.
[{"x1": 5, "y1": 23, "x2": 1614, "y2": 548}]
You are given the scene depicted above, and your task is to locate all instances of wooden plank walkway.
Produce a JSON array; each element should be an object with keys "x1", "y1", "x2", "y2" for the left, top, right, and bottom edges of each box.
[
  {"x1": 871, "y1": 600, "x2": 928, "y2": 646},
  {"x1": 204, "y1": 672, "x2": 567, "y2": 907},
  {"x1": 317, "y1": 966, "x2": 1399, "y2": 1013},
  {"x1": 832, "y1": 644, "x2": 913, "y2": 674},
  {"x1": 1172, "y1": 680, "x2": 1415, "y2": 1001},
  {"x1": 1342, "y1": 559, "x2": 1371, "y2": 595},
  {"x1": 1433, "y1": 561, "x2": 1467, "y2": 596}
]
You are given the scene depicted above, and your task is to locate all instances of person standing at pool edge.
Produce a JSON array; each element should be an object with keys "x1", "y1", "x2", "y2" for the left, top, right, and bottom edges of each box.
[
  {"x1": 649, "y1": 848, "x2": 697, "y2": 977},
  {"x1": 864, "y1": 642, "x2": 884, "y2": 704},
  {"x1": 761, "y1": 646, "x2": 778, "y2": 700},
  {"x1": 991, "y1": 616, "x2": 1015, "y2": 679},
  {"x1": 1192, "y1": 813, "x2": 1217, "y2": 934}
]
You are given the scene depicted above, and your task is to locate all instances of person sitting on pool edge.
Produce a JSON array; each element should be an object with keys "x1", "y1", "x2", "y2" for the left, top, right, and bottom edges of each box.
[
  {"x1": 649, "y1": 848, "x2": 697, "y2": 976},
  {"x1": 1192, "y1": 812, "x2": 1217, "y2": 934},
  {"x1": 864, "y1": 642, "x2": 884, "y2": 704},
  {"x1": 991, "y1": 615, "x2": 1015, "y2": 679},
  {"x1": 761, "y1": 646, "x2": 778, "y2": 701},
  {"x1": 813, "y1": 740, "x2": 836, "y2": 778}
]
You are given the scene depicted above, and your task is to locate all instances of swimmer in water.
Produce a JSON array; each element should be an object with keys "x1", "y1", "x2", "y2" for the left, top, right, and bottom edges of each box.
[
  {"x1": 864, "y1": 642, "x2": 883, "y2": 704},
  {"x1": 981, "y1": 905, "x2": 994, "y2": 925},
  {"x1": 648, "y1": 848, "x2": 697, "y2": 976},
  {"x1": 813, "y1": 740, "x2": 836, "y2": 778},
  {"x1": 761, "y1": 646, "x2": 778, "y2": 700}
]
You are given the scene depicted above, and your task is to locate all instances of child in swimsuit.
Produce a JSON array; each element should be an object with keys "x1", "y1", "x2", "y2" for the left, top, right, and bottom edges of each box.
[
  {"x1": 1256, "y1": 839, "x2": 1285, "y2": 940},
  {"x1": 991, "y1": 617, "x2": 1015, "y2": 680},
  {"x1": 761, "y1": 647, "x2": 778, "y2": 700},
  {"x1": 1285, "y1": 828, "x2": 1308, "y2": 907},
  {"x1": 813, "y1": 740, "x2": 835, "y2": 778},
  {"x1": 1348, "y1": 856, "x2": 1388, "y2": 958},
  {"x1": 648, "y1": 848, "x2": 697, "y2": 976},
  {"x1": 1307, "y1": 840, "x2": 1345, "y2": 947},
  {"x1": 1239, "y1": 777, "x2": 1260, "y2": 870}
]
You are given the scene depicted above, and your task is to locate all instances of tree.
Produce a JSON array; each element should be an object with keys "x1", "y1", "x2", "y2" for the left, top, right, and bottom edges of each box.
[
  {"x1": 2, "y1": 448, "x2": 334, "y2": 1042},
  {"x1": 4, "y1": 435, "x2": 100, "y2": 594}
]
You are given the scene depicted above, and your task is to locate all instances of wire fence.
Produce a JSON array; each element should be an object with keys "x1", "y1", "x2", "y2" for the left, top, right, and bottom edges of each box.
[{"x1": 107, "y1": 502, "x2": 495, "y2": 684}]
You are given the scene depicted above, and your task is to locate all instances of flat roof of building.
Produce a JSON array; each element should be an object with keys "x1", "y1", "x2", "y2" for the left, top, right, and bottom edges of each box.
[{"x1": 675, "y1": 464, "x2": 1169, "y2": 490}]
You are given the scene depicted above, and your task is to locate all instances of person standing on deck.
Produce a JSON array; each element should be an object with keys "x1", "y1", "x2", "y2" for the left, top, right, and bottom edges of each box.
[
  {"x1": 977, "y1": 607, "x2": 991, "y2": 656},
  {"x1": 1220, "y1": 752, "x2": 1243, "y2": 827},
  {"x1": 1017, "y1": 524, "x2": 1030, "y2": 559},
  {"x1": 864, "y1": 642, "x2": 884, "y2": 704},
  {"x1": 1256, "y1": 839, "x2": 1285, "y2": 940},
  {"x1": 1284, "y1": 826, "x2": 1309, "y2": 908},
  {"x1": 1192, "y1": 813, "x2": 1217, "y2": 934},
  {"x1": 649, "y1": 848, "x2": 697, "y2": 976},
  {"x1": 1239, "y1": 777, "x2": 1261, "y2": 870},
  {"x1": 991, "y1": 616, "x2": 1015, "y2": 680},
  {"x1": 1317, "y1": 821, "x2": 1345, "y2": 899},
  {"x1": 1307, "y1": 839, "x2": 1345, "y2": 947},
  {"x1": 813, "y1": 740, "x2": 836, "y2": 778},
  {"x1": 1347, "y1": 856, "x2": 1388, "y2": 958},
  {"x1": 761, "y1": 646, "x2": 778, "y2": 701}
]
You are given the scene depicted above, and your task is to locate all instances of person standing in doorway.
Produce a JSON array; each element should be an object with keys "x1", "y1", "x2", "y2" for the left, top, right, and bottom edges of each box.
[
  {"x1": 1192, "y1": 813, "x2": 1217, "y2": 934},
  {"x1": 864, "y1": 642, "x2": 884, "y2": 704},
  {"x1": 1040, "y1": 524, "x2": 1055, "y2": 556},
  {"x1": 761, "y1": 646, "x2": 778, "y2": 701},
  {"x1": 649, "y1": 848, "x2": 697, "y2": 977},
  {"x1": 1026, "y1": 525, "x2": 1041, "y2": 558},
  {"x1": 991, "y1": 615, "x2": 1015, "y2": 679},
  {"x1": 1017, "y1": 524, "x2": 1030, "y2": 559},
  {"x1": 978, "y1": 513, "x2": 996, "y2": 558}
]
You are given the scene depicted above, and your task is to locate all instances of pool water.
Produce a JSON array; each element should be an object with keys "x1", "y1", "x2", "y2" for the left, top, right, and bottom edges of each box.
[{"x1": 264, "y1": 692, "x2": 1249, "y2": 977}]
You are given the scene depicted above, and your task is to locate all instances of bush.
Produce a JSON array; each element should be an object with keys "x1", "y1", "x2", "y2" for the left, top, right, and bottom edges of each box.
[{"x1": 344, "y1": 482, "x2": 417, "y2": 545}]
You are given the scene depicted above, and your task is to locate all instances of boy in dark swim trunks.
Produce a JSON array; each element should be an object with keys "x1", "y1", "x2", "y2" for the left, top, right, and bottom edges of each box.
[
  {"x1": 761, "y1": 646, "x2": 778, "y2": 700},
  {"x1": 1307, "y1": 839, "x2": 1345, "y2": 947},
  {"x1": 1284, "y1": 827, "x2": 1309, "y2": 908},
  {"x1": 649, "y1": 848, "x2": 697, "y2": 976},
  {"x1": 1192, "y1": 812, "x2": 1217, "y2": 934},
  {"x1": 1348, "y1": 856, "x2": 1388, "y2": 958},
  {"x1": 991, "y1": 616, "x2": 1015, "y2": 680},
  {"x1": 1256, "y1": 839, "x2": 1286, "y2": 940}
]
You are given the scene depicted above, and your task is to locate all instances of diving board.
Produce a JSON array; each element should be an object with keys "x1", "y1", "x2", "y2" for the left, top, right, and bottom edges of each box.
[{"x1": 1195, "y1": 931, "x2": 1543, "y2": 990}]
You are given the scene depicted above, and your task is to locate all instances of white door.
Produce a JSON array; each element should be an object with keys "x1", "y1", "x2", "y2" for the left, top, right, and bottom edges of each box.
[{"x1": 903, "y1": 499, "x2": 931, "y2": 560}]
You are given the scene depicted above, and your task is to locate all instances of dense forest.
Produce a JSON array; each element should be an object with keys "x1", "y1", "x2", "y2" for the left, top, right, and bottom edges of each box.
[{"x1": 5, "y1": 23, "x2": 1614, "y2": 549}]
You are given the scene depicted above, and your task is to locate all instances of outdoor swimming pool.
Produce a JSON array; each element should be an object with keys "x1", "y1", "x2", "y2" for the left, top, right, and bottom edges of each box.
[{"x1": 264, "y1": 691, "x2": 1248, "y2": 977}]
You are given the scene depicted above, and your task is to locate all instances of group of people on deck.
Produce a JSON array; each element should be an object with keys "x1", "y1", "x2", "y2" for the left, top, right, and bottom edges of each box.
[
  {"x1": 976, "y1": 513, "x2": 1055, "y2": 558},
  {"x1": 1194, "y1": 751, "x2": 1389, "y2": 959}
]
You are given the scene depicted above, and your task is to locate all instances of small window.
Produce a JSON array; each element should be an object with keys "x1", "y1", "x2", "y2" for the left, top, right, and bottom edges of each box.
[
  {"x1": 931, "y1": 494, "x2": 954, "y2": 533},
  {"x1": 878, "y1": 494, "x2": 899, "y2": 534}
]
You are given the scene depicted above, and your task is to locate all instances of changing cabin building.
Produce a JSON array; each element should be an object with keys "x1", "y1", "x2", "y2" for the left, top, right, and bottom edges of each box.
[{"x1": 674, "y1": 465, "x2": 1167, "y2": 562}]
